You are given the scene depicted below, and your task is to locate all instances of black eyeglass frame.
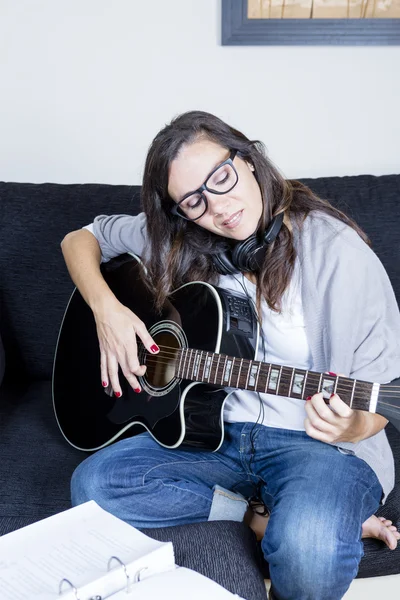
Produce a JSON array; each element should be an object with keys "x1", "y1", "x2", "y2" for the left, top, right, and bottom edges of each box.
[{"x1": 170, "y1": 149, "x2": 238, "y2": 221}]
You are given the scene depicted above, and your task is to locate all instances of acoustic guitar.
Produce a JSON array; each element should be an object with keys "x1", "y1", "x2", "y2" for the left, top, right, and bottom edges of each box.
[{"x1": 53, "y1": 254, "x2": 400, "y2": 452}]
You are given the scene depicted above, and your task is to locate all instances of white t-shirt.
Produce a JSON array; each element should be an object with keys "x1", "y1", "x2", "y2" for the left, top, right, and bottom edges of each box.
[{"x1": 218, "y1": 268, "x2": 313, "y2": 430}]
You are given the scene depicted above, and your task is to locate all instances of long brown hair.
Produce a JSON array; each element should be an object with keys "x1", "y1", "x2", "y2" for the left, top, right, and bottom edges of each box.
[{"x1": 141, "y1": 111, "x2": 369, "y2": 312}]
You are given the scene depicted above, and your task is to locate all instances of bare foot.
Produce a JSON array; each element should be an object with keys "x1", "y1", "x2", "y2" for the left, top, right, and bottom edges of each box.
[{"x1": 362, "y1": 515, "x2": 400, "y2": 550}]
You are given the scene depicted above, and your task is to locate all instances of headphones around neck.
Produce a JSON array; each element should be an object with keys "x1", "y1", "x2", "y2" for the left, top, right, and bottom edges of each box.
[{"x1": 212, "y1": 212, "x2": 284, "y2": 275}]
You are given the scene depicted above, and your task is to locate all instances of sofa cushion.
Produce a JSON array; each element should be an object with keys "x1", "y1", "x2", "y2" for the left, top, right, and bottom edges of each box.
[
  {"x1": 0, "y1": 380, "x2": 84, "y2": 520},
  {"x1": 0, "y1": 333, "x2": 4, "y2": 386},
  {"x1": 142, "y1": 521, "x2": 267, "y2": 600},
  {"x1": 0, "y1": 291, "x2": 4, "y2": 385}
]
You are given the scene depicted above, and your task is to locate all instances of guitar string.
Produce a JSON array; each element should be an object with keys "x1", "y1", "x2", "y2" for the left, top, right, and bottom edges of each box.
[
  {"x1": 146, "y1": 343, "x2": 400, "y2": 390},
  {"x1": 139, "y1": 351, "x2": 400, "y2": 393},
  {"x1": 136, "y1": 357, "x2": 400, "y2": 407},
  {"x1": 140, "y1": 352, "x2": 400, "y2": 392},
  {"x1": 148, "y1": 340, "x2": 400, "y2": 390}
]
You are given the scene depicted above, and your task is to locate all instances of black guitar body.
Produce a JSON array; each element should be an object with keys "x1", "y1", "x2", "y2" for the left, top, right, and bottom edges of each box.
[{"x1": 53, "y1": 254, "x2": 258, "y2": 451}]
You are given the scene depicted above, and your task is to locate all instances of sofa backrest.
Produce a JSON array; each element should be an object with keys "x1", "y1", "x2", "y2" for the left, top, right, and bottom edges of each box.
[
  {"x1": 0, "y1": 183, "x2": 141, "y2": 382},
  {"x1": 0, "y1": 175, "x2": 399, "y2": 382}
]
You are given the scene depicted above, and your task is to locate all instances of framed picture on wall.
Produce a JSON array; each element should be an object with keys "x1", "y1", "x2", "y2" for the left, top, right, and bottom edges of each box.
[{"x1": 221, "y1": 0, "x2": 400, "y2": 45}]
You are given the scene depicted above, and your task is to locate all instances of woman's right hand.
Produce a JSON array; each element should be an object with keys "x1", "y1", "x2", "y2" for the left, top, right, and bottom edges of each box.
[{"x1": 93, "y1": 299, "x2": 159, "y2": 396}]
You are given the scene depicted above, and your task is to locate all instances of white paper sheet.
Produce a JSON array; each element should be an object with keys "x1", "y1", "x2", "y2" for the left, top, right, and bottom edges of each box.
[{"x1": 0, "y1": 501, "x2": 174, "y2": 599}]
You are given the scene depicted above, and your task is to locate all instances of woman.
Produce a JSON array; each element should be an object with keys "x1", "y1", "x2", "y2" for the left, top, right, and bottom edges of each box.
[{"x1": 61, "y1": 111, "x2": 400, "y2": 599}]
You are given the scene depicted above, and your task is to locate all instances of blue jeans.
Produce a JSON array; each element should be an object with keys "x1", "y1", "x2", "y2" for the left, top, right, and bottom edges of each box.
[{"x1": 71, "y1": 423, "x2": 382, "y2": 600}]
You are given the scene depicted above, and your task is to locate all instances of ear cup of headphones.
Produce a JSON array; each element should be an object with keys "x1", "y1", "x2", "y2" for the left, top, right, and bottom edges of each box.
[
  {"x1": 231, "y1": 234, "x2": 265, "y2": 273},
  {"x1": 212, "y1": 212, "x2": 284, "y2": 275},
  {"x1": 212, "y1": 251, "x2": 240, "y2": 276}
]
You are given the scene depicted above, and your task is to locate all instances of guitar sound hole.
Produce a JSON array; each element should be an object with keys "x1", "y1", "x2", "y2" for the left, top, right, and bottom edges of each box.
[{"x1": 145, "y1": 332, "x2": 180, "y2": 389}]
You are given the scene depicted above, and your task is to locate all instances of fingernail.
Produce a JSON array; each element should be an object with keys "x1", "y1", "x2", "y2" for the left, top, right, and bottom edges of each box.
[
  {"x1": 328, "y1": 372, "x2": 337, "y2": 376},
  {"x1": 306, "y1": 396, "x2": 312, "y2": 400},
  {"x1": 134, "y1": 388, "x2": 141, "y2": 393},
  {"x1": 115, "y1": 391, "x2": 121, "y2": 397},
  {"x1": 330, "y1": 393, "x2": 335, "y2": 399},
  {"x1": 102, "y1": 381, "x2": 108, "y2": 387},
  {"x1": 151, "y1": 344, "x2": 159, "y2": 353}
]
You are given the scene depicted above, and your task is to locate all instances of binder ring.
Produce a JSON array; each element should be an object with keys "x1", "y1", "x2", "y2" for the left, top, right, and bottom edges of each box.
[
  {"x1": 107, "y1": 555, "x2": 131, "y2": 593},
  {"x1": 133, "y1": 567, "x2": 148, "y2": 583},
  {"x1": 59, "y1": 578, "x2": 80, "y2": 599}
]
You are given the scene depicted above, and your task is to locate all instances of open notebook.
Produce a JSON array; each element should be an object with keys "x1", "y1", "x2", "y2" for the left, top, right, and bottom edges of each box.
[{"x1": 0, "y1": 501, "x2": 243, "y2": 599}]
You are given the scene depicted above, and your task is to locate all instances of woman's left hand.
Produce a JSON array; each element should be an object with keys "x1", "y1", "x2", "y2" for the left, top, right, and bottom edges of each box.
[{"x1": 304, "y1": 379, "x2": 366, "y2": 444}]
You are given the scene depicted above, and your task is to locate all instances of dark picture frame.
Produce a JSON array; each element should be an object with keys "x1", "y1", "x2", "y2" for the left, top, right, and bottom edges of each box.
[{"x1": 221, "y1": 0, "x2": 400, "y2": 45}]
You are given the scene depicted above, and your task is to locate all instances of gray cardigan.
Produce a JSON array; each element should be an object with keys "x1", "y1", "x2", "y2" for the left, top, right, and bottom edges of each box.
[{"x1": 89, "y1": 210, "x2": 400, "y2": 502}]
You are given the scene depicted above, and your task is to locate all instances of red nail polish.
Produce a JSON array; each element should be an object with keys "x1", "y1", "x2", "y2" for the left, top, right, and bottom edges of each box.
[
  {"x1": 134, "y1": 388, "x2": 141, "y2": 393},
  {"x1": 328, "y1": 372, "x2": 337, "y2": 376},
  {"x1": 150, "y1": 344, "x2": 159, "y2": 353},
  {"x1": 102, "y1": 381, "x2": 108, "y2": 387},
  {"x1": 306, "y1": 396, "x2": 312, "y2": 400},
  {"x1": 115, "y1": 391, "x2": 121, "y2": 397},
  {"x1": 330, "y1": 393, "x2": 335, "y2": 399}
]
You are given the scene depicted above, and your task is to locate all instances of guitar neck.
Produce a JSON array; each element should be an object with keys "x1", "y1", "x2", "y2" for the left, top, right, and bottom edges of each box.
[{"x1": 176, "y1": 349, "x2": 378, "y2": 412}]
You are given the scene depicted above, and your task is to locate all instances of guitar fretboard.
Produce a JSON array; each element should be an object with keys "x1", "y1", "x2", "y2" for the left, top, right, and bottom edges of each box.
[{"x1": 175, "y1": 349, "x2": 375, "y2": 411}]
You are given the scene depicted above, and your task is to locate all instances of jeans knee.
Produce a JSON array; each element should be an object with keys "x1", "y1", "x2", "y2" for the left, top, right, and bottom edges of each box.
[
  {"x1": 263, "y1": 514, "x2": 362, "y2": 599},
  {"x1": 70, "y1": 435, "x2": 155, "y2": 507},
  {"x1": 70, "y1": 446, "x2": 121, "y2": 507},
  {"x1": 71, "y1": 454, "x2": 101, "y2": 506}
]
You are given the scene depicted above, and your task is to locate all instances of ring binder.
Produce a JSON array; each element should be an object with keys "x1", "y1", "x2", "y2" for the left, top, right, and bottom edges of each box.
[
  {"x1": 59, "y1": 578, "x2": 80, "y2": 599},
  {"x1": 4, "y1": 502, "x2": 239, "y2": 600}
]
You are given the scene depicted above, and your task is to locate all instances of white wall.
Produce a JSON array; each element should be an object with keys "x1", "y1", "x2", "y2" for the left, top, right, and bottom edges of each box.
[{"x1": 0, "y1": 0, "x2": 399, "y2": 184}]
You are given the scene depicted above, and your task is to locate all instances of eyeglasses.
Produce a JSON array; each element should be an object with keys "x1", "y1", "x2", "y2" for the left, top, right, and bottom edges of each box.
[{"x1": 170, "y1": 149, "x2": 238, "y2": 221}]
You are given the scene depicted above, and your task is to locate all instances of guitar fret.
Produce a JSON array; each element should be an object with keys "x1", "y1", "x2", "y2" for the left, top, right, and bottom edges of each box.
[
  {"x1": 276, "y1": 366, "x2": 283, "y2": 394},
  {"x1": 222, "y1": 355, "x2": 229, "y2": 385},
  {"x1": 228, "y1": 358, "x2": 234, "y2": 386},
  {"x1": 202, "y1": 352, "x2": 209, "y2": 381},
  {"x1": 192, "y1": 349, "x2": 198, "y2": 380},
  {"x1": 333, "y1": 376, "x2": 339, "y2": 395},
  {"x1": 236, "y1": 358, "x2": 244, "y2": 387},
  {"x1": 191, "y1": 350, "x2": 198, "y2": 380},
  {"x1": 267, "y1": 365, "x2": 281, "y2": 394},
  {"x1": 206, "y1": 354, "x2": 214, "y2": 383},
  {"x1": 301, "y1": 370, "x2": 309, "y2": 399},
  {"x1": 248, "y1": 361, "x2": 259, "y2": 390},
  {"x1": 204, "y1": 352, "x2": 211, "y2": 381},
  {"x1": 254, "y1": 362, "x2": 261, "y2": 391},
  {"x1": 265, "y1": 364, "x2": 272, "y2": 393},
  {"x1": 177, "y1": 349, "x2": 183, "y2": 378},
  {"x1": 188, "y1": 350, "x2": 193, "y2": 379},
  {"x1": 350, "y1": 379, "x2": 356, "y2": 408},
  {"x1": 184, "y1": 348, "x2": 193, "y2": 379},
  {"x1": 197, "y1": 351, "x2": 204, "y2": 380},
  {"x1": 245, "y1": 360, "x2": 252, "y2": 389},
  {"x1": 288, "y1": 368, "x2": 295, "y2": 397},
  {"x1": 181, "y1": 349, "x2": 189, "y2": 379},
  {"x1": 318, "y1": 372, "x2": 323, "y2": 393},
  {"x1": 214, "y1": 354, "x2": 221, "y2": 384}
]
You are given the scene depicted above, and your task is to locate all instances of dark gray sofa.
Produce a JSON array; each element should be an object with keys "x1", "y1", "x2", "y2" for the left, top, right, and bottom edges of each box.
[{"x1": 0, "y1": 175, "x2": 399, "y2": 600}]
